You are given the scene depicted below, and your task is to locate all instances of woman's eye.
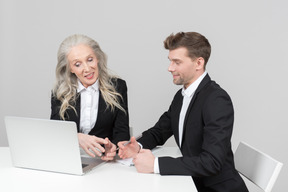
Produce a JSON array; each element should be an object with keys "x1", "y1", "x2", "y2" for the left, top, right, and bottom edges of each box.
[
  {"x1": 75, "y1": 62, "x2": 81, "y2": 67},
  {"x1": 88, "y1": 57, "x2": 93, "y2": 62}
]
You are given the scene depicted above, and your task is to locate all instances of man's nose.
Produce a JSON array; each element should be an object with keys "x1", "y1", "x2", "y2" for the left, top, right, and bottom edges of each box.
[{"x1": 168, "y1": 62, "x2": 175, "y2": 72}]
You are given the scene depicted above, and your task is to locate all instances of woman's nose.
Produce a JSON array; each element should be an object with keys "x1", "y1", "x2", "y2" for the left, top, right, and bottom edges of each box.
[{"x1": 83, "y1": 62, "x2": 89, "y2": 71}]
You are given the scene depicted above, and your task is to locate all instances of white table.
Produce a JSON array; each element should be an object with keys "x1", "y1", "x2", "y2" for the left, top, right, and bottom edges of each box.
[{"x1": 0, "y1": 147, "x2": 197, "y2": 192}]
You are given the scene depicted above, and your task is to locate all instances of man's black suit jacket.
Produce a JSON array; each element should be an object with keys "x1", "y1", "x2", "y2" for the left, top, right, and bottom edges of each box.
[
  {"x1": 50, "y1": 78, "x2": 130, "y2": 145},
  {"x1": 138, "y1": 74, "x2": 248, "y2": 191}
]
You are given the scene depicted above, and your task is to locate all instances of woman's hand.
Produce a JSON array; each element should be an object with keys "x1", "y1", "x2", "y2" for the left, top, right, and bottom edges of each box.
[
  {"x1": 101, "y1": 137, "x2": 117, "y2": 161},
  {"x1": 77, "y1": 133, "x2": 108, "y2": 157}
]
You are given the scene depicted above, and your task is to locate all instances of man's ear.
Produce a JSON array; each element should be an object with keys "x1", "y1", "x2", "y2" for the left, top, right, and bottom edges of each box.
[{"x1": 196, "y1": 57, "x2": 205, "y2": 70}]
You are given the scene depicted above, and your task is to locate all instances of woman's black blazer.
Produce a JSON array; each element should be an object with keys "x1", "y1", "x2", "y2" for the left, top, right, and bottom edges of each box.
[{"x1": 50, "y1": 78, "x2": 130, "y2": 145}]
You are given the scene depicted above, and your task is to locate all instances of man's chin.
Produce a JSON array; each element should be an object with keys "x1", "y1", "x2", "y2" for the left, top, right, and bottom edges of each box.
[{"x1": 173, "y1": 80, "x2": 183, "y2": 86}]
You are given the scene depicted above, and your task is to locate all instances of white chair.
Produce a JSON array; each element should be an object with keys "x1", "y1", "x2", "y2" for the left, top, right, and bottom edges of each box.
[{"x1": 234, "y1": 142, "x2": 283, "y2": 192}]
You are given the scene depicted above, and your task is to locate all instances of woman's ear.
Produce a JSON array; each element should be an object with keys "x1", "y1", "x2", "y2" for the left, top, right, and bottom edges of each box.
[{"x1": 70, "y1": 65, "x2": 75, "y2": 74}]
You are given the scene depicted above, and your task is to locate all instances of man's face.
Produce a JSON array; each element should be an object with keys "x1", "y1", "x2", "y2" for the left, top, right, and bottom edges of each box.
[{"x1": 168, "y1": 47, "x2": 201, "y2": 89}]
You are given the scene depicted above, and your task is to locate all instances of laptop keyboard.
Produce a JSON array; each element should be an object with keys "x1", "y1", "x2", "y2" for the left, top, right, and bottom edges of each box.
[{"x1": 82, "y1": 164, "x2": 88, "y2": 168}]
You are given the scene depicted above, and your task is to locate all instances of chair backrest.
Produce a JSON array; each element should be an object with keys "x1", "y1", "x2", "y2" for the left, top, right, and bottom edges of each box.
[{"x1": 234, "y1": 142, "x2": 283, "y2": 192}]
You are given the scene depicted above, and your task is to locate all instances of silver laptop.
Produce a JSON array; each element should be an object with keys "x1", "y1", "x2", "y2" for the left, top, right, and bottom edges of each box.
[{"x1": 5, "y1": 116, "x2": 105, "y2": 175}]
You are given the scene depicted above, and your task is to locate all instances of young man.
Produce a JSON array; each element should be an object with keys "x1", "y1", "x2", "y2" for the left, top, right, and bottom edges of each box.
[{"x1": 118, "y1": 32, "x2": 248, "y2": 192}]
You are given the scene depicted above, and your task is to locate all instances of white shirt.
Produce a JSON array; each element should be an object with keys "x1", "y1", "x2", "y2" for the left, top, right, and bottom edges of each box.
[
  {"x1": 178, "y1": 71, "x2": 207, "y2": 146},
  {"x1": 153, "y1": 71, "x2": 208, "y2": 174},
  {"x1": 77, "y1": 80, "x2": 99, "y2": 134}
]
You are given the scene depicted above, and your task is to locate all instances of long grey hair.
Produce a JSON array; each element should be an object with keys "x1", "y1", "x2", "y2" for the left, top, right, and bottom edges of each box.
[{"x1": 52, "y1": 34, "x2": 125, "y2": 120}]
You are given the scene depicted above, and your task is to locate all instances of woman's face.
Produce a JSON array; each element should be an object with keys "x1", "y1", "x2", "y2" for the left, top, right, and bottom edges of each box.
[{"x1": 67, "y1": 44, "x2": 99, "y2": 88}]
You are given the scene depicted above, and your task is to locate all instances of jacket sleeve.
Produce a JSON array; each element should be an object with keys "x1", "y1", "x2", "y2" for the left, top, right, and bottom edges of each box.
[
  {"x1": 137, "y1": 90, "x2": 182, "y2": 149},
  {"x1": 138, "y1": 111, "x2": 174, "y2": 149}
]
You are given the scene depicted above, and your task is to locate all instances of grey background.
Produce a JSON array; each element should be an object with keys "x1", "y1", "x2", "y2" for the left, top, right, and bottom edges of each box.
[{"x1": 0, "y1": 0, "x2": 287, "y2": 191}]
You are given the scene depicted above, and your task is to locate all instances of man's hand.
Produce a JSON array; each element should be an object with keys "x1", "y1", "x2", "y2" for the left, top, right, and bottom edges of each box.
[
  {"x1": 133, "y1": 149, "x2": 155, "y2": 173},
  {"x1": 117, "y1": 136, "x2": 141, "y2": 159}
]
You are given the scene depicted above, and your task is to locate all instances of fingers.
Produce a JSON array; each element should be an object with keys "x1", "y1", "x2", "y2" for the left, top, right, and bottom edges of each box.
[
  {"x1": 117, "y1": 137, "x2": 141, "y2": 159},
  {"x1": 130, "y1": 136, "x2": 137, "y2": 144},
  {"x1": 90, "y1": 145, "x2": 105, "y2": 157},
  {"x1": 117, "y1": 142, "x2": 127, "y2": 159},
  {"x1": 117, "y1": 140, "x2": 128, "y2": 149},
  {"x1": 97, "y1": 138, "x2": 116, "y2": 161},
  {"x1": 87, "y1": 139, "x2": 106, "y2": 156},
  {"x1": 109, "y1": 142, "x2": 117, "y2": 152},
  {"x1": 117, "y1": 141, "x2": 128, "y2": 158},
  {"x1": 104, "y1": 137, "x2": 112, "y2": 149},
  {"x1": 132, "y1": 149, "x2": 155, "y2": 173},
  {"x1": 101, "y1": 149, "x2": 116, "y2": 161},
  {"x1": 137, "y1": 149, "x2": 147, "y2": 154},
  {"x1": 81, "y1": 144, "x2": 104, "y2": 157},
  {"x1": 83, "y1": 147, "x2": 96, "y2": 158},
  {"x1": 94, "y1": 136, "x2": 109, "y2": 145},
  {"x1": 78, "y1": 133, "x2": 107, "y2": 157}
]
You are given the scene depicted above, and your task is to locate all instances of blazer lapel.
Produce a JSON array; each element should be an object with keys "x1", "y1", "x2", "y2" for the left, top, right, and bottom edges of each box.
[
  {"x1": 180, "y1": 74, "x2": 211, "y2": 147},
  {"x1": 172, "y1": 90, "x2": 184, "y2": 146},
  {"x1": 74, "y1": 94, "x2": 81, "y2": 132}
]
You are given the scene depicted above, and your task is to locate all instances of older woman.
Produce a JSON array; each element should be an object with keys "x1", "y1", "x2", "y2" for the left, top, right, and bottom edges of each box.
[{"x1": 51, "y1": 34, "x2": 130, "y2": 161}]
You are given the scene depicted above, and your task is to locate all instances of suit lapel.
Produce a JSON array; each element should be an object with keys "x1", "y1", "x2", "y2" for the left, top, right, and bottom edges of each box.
[
  {"x1": 98, "y1": 91, "x2": 105, "y2": 113},
  {"x1": 180, "y1": 74, "x2": 211, "y2": 147},
  {"x1": 173, "y1": 90, "x2": 184, "y2": 146}
]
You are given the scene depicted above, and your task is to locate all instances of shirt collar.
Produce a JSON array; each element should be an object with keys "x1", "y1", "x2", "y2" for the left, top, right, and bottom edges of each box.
[
  {"x1": 77, "y1": 79, "x2": 99, "y2": 93},
  {"x1": 182, "y1": 71, "x2": 207, "y2": 97}
]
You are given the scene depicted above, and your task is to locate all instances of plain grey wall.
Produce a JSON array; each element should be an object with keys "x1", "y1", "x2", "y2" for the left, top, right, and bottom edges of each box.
[{"x1": 0, "y1": 0, "x2": 287, "y2": 191}]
